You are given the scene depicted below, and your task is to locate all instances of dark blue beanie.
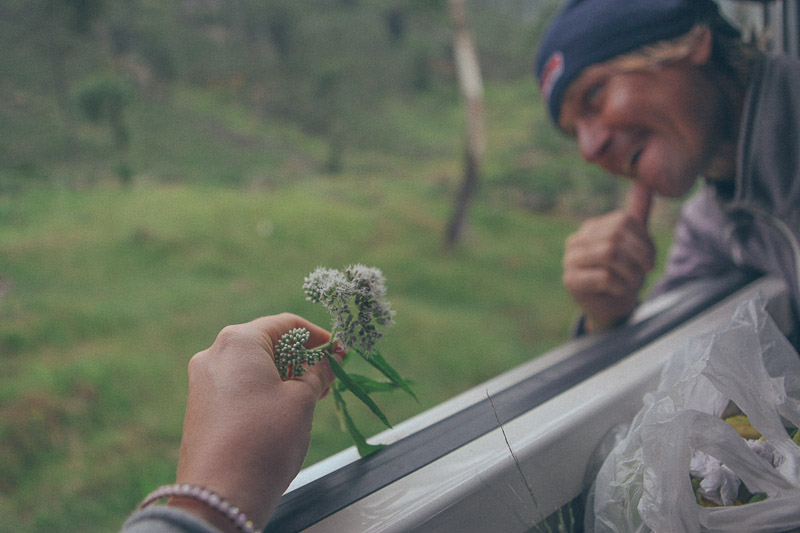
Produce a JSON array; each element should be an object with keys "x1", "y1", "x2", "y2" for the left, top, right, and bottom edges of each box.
[{"x1": 534, "y1": 0, "x2": 738, "y2": 126}]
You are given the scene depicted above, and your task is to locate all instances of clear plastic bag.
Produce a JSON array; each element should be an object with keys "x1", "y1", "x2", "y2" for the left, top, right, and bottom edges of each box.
[{"x1": 588, "y1": 297, "x2": 800, "y2": 532}]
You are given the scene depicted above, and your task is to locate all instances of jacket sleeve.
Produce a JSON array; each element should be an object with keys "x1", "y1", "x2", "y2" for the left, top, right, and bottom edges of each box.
[
  {"x1": 650, "y1": 187, "x2": 741, "y2": 299},
  {"x1": 121, "y1": 506, "x2": 222, "y2": 533}
]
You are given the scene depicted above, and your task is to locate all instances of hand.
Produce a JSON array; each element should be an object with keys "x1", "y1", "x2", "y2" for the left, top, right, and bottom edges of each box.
[
  {"x1": 168, "y1": 313, "x2": 342, "y2": 532},
  {"x1": 563, "y1": 183, "x2": 656, "y2": 332}
]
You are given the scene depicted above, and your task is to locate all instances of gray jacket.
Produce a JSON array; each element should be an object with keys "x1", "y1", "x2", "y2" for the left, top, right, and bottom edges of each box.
[{"x1": 652, "y1": 54, "x2": 800, "y2": 313}]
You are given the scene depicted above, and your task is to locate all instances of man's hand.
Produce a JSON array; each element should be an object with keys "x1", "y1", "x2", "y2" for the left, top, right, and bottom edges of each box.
[{"x1": 563, "y1": 182, "x2": 655, "y2": 332}]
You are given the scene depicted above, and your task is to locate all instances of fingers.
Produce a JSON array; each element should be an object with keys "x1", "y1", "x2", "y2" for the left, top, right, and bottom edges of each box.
[
  {"x1": 625, "y1": 182, "x2": 653, "y2": 228},
  {"x1": 563, "y1": 261, "x2": 642, "y2": 300},
  {"x1": 257, "y1": 313, "x2": 340, "y2": 397},
  {"x1": 566, "y1": 231, "x2": 651, "y2": 277},
  {"x1": 565, "y1": 212, "x2": 655, "y2": 278},
  {"x1": 206, "y1": 313, "x2": 339, "y2": 400},
  {"x1": 246, "y1": 313, "x2": 331, "y2": 352},
  {"x1": 562, "y1": 187, "x2": 656, "y2": 330}
]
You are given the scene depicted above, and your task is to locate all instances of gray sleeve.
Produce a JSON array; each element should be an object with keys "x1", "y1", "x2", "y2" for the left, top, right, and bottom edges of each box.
[
  {"x1": 121, "y1": 506, "x2": 223, "y2": 533},
  {"x1": 650, "y1": 187, "x2": 739, "y2": 299}
]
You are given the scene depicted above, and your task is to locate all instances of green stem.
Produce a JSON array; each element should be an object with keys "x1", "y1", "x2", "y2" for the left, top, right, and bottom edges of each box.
[{"x1": 327, "y1": 353, "x2": 392, "y2": 429}]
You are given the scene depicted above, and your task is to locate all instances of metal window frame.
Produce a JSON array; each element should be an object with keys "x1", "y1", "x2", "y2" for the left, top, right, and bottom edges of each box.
[{"x1": 266, "y1": 274, "x2": 793, "y2": 532}]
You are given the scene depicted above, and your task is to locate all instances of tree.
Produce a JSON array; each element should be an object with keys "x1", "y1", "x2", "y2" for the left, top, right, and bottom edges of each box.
[
  {"x1": 58, "y1": 0, "x2": 106, "y2": 35},
  {"x1": 15, "y1": 0, "x2": 109, "y2": 142},
  {"x1": 74, "y1": 73, "x2": 134, "y2": 183},
  {"x1": 444, "y1": 0, "x2": 486, "y2": 249}
]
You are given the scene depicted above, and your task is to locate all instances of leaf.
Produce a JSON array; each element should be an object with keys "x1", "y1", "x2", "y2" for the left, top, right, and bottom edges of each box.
[
  {"x1": 328, "y1": 354, "x2": 392, "y2": 429},
  {"x1": 360, "y1": 349, "x2": 418, "y2": 402},
  {"x1": 340, "y1": 373, "x2": 399, "y2": 394},
  {"x1": 792, "y1": 426, "x2": 800, "y2": 446},
  {"x1": 333, "y1": 387, "x2": 384, "y2": 457}
]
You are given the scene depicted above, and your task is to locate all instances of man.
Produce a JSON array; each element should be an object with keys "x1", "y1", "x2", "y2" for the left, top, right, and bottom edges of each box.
[{"x1": 535, "y1": 0, "x2": 800, "y2": 332}]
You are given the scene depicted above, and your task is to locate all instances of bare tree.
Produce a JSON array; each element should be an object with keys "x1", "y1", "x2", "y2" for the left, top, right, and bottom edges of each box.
[{"x1": 444, "y1": 0, "x2": 486, "y2": 249}]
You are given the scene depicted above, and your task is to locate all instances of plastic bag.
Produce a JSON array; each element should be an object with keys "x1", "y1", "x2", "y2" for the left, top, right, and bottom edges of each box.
[{"x1": 588, "y1": 297, "x2": 800, "y2": 532}]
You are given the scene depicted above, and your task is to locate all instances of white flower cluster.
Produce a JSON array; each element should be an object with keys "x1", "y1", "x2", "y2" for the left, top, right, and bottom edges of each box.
[
  {"x1": 274, "y1": 265, "x2": 395, "y2": 381},
  {"x1": 303, "y1": 264, "x2": 395, "y2": 355},
  {"x1": 274, "y1": 327, "x2": 326, "y2": 380}
]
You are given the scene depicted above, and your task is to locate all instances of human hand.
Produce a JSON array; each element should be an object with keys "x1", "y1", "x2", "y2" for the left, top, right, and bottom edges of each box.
[
  {"x1": 563, "y1": 183, "x2": 655, "y2": 332},
  {"x1": 168, "y1": 313, "x2": 342, "y2": 532}
]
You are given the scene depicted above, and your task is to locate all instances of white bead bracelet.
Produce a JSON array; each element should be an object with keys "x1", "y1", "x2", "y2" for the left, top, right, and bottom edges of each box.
[{"x1": 139, "y1": 484, "x2": 257, "y2": 533}]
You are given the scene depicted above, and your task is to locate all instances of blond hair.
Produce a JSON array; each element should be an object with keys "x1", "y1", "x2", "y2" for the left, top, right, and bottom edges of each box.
[{"x1": 609, "y1": 24, "x2": 759, "y2": 89}]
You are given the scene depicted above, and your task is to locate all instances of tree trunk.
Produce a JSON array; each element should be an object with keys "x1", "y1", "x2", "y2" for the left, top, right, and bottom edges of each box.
[{"x1": 444, "y1": 0, "x2": 485, "y2": 249}]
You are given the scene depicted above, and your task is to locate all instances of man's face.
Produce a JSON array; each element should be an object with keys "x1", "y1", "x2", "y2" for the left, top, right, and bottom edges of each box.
[{"x1": 558, "y1": 55, "x2": 723, "y2": 198}]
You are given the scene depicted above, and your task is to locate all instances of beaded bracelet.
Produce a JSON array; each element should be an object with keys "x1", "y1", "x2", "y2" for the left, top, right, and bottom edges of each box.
[{"x1": 139, "y1": 484, "x2": 257, "y2": 533}]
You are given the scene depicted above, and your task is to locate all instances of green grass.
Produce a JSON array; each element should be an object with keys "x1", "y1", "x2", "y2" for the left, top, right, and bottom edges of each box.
[
  {"x1": 0, "y1": 177, "x2": 675, "y2": 532},
  {"x1": 0, "y1": 60, "x2": 679, "y2": 532},
  {"x1": 0, "y1": 4, "x2": 683, "y2": 530}
]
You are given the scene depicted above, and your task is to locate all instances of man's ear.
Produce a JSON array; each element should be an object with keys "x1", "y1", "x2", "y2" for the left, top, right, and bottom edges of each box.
[{"x1": 688, "y1": 26, "x2": 713, "y2": 66}]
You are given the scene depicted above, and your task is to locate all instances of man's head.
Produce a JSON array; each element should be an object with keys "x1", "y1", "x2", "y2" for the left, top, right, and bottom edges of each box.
[
  {"x1": 534, "y1": 0, "x2": 739, "y2": 126},
  {"x1": 534, "y1": 0, "x2": 749, "y2": 196}
]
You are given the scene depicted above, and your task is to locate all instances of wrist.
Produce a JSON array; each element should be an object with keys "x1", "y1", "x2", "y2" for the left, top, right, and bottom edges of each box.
[
  {"x1": 139, "y1": 484, "x2": 259, "y2": 533},
  {"x1": 167, "y1": 496, "x2": 242, "y2": 533}
]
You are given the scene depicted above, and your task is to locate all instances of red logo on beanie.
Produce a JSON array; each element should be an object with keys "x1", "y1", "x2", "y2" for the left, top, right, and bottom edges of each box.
[{"x1": 540, "y1": 52, "x2": 564, "y2": 104}]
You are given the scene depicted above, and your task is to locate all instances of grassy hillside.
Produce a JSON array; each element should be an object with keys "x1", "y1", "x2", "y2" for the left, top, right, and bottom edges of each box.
[
  {"x1": 0, "y1": 179, "x2": 676, "y2": 533},
  {"x1": 0, "y1": 2, "x2": 685, "y2": 531},
  {"x1": 0, "y1": 71, "x2": 685, "y2": 533},
  {"x1": 0, "y1": 180, "x2": 543, "y2": 531}
]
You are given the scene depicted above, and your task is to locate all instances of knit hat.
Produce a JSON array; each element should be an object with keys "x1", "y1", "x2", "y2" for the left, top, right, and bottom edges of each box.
[{"x1": 534, "y1": 0, "x2": 739, "y2": 126}]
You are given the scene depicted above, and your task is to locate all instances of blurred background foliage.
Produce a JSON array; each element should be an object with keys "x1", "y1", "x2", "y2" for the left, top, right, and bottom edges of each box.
[
  {"x1": 2, "y1": 0, "x2": 605, "y2": 202},
  {"x1": 0, "y1": 1, "x2": 682, "y2": 531}
]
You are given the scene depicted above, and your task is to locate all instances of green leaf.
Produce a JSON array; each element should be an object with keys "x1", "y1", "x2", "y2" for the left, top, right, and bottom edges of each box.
[
  {"x1": 333, "y1": 387, "x2": 384, "y2": 457},
  {"x1": 340, "y1": 349, "x2": 355, "y2": 367},
  {"x1": 792, "y1": 426, "x2": 800, "y2": 446},
  {"x1": 360, "y1": 349, "x2": 418, "y2": 402},
  {"x1": 328, "y1": 354, "x2": 392, "y2": 429},
  {"x1": 340, "y1": 373, "x2": 399, "y2": 394}
]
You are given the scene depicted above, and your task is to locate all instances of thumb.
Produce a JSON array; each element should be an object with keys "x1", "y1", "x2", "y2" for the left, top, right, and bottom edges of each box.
[{"x1": 625, "y1": 182, "x2": 653, "y2": 228}]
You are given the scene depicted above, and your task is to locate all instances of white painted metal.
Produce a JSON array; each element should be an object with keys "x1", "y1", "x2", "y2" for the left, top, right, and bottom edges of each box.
[{"x1": 289, "y1": 277, "x2": 792, "y2": 532}]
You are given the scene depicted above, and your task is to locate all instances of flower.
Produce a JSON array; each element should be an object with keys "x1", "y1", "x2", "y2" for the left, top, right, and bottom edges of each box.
[
  {"x1": 303, "y1": 267, "x2": 350, "y2": 306},
  {"x1": 275, "y1": 265, "x2": 395, "y2": 380},
  {"x1": 303, "y1": 264, "x2": 395, "y2": 354},
  {"x1": 274, "y1": 327, "x2": 325, "y2": 379},
  {"x1": 281, "y1": 265, "x2": 410, "y2": 457}
]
